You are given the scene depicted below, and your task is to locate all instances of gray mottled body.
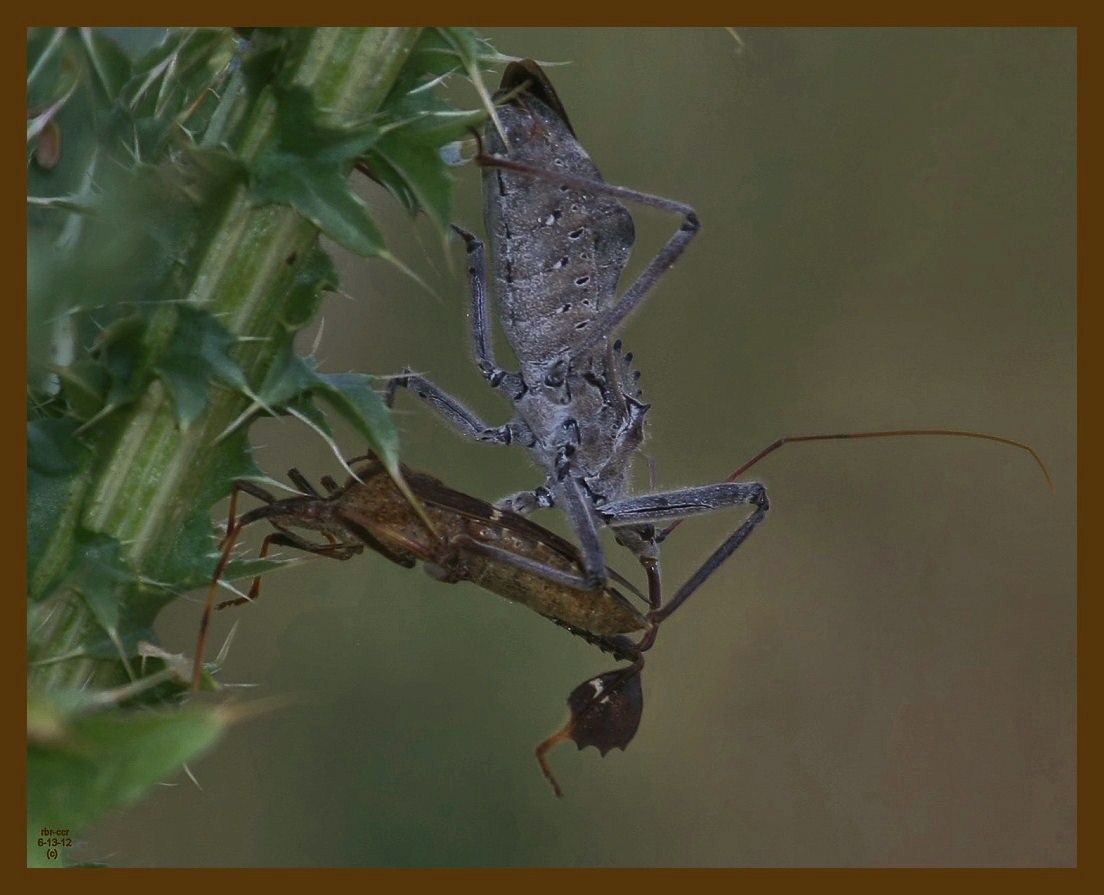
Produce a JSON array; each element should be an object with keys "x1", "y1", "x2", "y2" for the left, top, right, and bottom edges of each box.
[{"x1": 387, "y1": 60, "x2": 768, "y2": 593}]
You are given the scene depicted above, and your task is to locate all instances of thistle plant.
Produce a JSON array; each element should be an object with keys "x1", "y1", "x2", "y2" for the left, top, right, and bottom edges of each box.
[{"x1": 26, "y1": 26, "x2": 502, "y2": 866}]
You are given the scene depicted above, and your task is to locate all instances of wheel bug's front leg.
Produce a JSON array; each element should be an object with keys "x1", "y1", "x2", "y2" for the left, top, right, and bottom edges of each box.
[
  {"x1": 385, "y1": 369, "x2": 519, "y2": 446},
  {"x1": 554, "y1": 474, "x2": 609, "y2": 589},
  {"x1": 475, "y1": 151, "x2": 700, "y2": 354}
]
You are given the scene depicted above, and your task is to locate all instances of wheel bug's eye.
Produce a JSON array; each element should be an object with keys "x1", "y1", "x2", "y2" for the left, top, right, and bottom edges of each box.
[{"x1": 544, "y1": 361, "x2": 567, "y2": 388}]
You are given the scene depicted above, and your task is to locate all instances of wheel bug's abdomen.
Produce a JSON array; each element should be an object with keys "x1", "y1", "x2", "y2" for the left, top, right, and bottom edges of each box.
[{"x1": 484, "y1": 66, "x2": 635, "y2": 360}]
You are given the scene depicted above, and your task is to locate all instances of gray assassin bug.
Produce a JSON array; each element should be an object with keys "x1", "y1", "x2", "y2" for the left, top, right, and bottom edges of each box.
[
  {"x1": 387, "y1": 59, "x2": 766, "y2": 598},
  {"x1": 385, "y1": 60, "x2": 1049, "y2": 609}
]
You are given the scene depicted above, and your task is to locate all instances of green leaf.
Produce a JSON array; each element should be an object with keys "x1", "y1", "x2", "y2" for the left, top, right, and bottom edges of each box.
[
  {"x1": 27, "y1": 419, "x2": 91, "y2": 600},
  {"x1": 64, "y1": 530, "x2": 134, "y2": 640},
  {"x1": 313, "y1": 372, "x2": 399, "y2": 471},
  {"x1": 250, "y1": 85, "x2": 386, "y2": 257},
  {"x1": 79, "y1": 28, "x2": 133, "y2": 103},
  {"x1": 154, "y1": 306, "x2": 249, "y2": 428},
  {"x1": 279, "y1": 243, "x2": 339, "y2": 331},
  {"x1": 365, "y1": 131, "x2": 453, "y2": 231},
  {"x1": 27, "y1": 693, "x2": 224, "y2": 867},
  {"x1": 256, "y1": 345, "x2": 322, "y2": 409}
]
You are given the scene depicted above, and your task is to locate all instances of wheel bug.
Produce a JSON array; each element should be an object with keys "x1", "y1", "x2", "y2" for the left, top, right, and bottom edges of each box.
[
  {"x1": 385, "y1": 60, "x2": 1050, "y2": 617},
  {"x1": 387, "y1": 59, "x2": 768, "y2": 598},
  {"x1": 192, "y1": 452, "x2": 755, "y2": 796}
]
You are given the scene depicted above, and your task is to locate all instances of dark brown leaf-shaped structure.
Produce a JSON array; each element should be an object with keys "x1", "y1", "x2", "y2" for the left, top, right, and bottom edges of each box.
[{"x1": 535, "y1": 667, "x2": 644, "y2": 798}]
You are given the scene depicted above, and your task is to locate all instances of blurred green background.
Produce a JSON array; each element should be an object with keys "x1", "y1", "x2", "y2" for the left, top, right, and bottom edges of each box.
[{"x1": 80, "y1": 28, "x2": 1075, "y2": 866}]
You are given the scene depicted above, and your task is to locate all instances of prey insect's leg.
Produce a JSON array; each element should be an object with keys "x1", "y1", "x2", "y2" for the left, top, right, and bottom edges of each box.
[
  {"x1": 286, "y1": 468, "x2": 322, "y2": 498},
  {"x1": 385, "y1": 369, "x2": 516, "y2": 446},
  {"x1": 215, "y1": 528, "x2": 362, "y2": 610},
  {"x1": 475, "y1": 151, "x2": 700, "y2": 354}
]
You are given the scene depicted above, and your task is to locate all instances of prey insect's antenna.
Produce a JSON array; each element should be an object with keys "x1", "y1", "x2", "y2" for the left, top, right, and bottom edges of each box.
[{"x1": 659, "y1": 428, "x2": 1053, "y2": 541}]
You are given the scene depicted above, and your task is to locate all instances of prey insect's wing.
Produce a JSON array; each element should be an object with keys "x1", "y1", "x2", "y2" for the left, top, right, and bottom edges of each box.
[{"x1": 401, "y1": 466, "x2": 645, "y2": 601}]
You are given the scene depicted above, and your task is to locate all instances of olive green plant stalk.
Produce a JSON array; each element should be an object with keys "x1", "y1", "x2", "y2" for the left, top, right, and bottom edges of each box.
[{"x1": 27, "y1": 26, "x2": 502, "y2": 866}]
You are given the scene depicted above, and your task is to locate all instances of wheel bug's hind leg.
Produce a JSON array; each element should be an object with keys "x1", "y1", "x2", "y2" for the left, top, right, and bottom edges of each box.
[
  {"x1": 598, "y1": 481, "x2": 767, "y2": 527},
  {"x1": 649, "y1": 491, "x2": 770, "y2": 627},
  {"x1": 385, "y1": 369, "x2": 515, "y2": 446},
  {"x1": 474, "y1": 151, "x2": 701, "y2": 354}
]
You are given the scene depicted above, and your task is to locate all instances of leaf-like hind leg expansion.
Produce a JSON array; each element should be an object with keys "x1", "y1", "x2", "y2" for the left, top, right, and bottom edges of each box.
[{"x1": 536, "y1": 664, "x2": 645, "y2": 798}]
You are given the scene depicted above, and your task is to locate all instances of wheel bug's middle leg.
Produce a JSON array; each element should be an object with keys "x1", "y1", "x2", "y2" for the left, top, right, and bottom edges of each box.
[{"x1": 385, "y1": 369, "x2": 518, "y2": 446}]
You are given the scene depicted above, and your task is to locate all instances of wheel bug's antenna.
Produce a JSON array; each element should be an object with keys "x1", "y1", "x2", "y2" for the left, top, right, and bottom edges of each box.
[{"x1": 658, "y1": 428, "x2": 1052, "y2": 541}]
